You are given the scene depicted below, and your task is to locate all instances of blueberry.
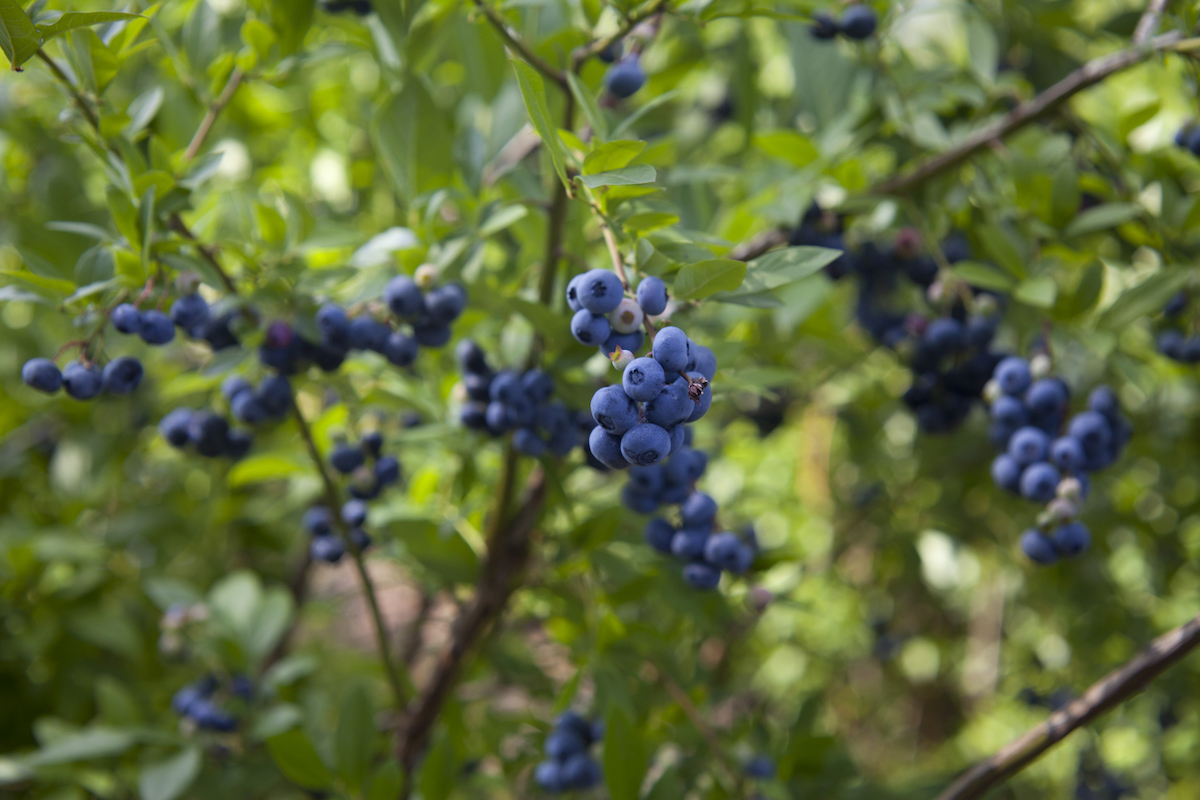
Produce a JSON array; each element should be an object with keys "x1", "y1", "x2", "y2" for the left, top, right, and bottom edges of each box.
[
  {"x1": 362, "y1": 431, "x2": 383, "y2": 457},
  {"x1": 303, "y1": 506, "x2": 334, "y2": 536},
  {"x1": 1182, "y1": 336, "x2": 1200, "y2": 363},
  {"x1": 667, "y1": 423, "x2": 686, "y2": 455},
  {"x1": 1019, "y1": 462, "x2": 1061, "y2": 503},
  {"x1": 688, "y1": 343, "x2": 718, "y2": 380},
  {"x1": 330, "y1": 443, "x2": 365, "y2": 474},
  {"x1": 652, "y1": 326, "x2": 690, "y2": 374},
  {"x1": 923, "y1": 318, "x2": 965, "y2": 356},
  {"x1": 485, "y1": 401, "x2": 513, "y2": 434},
  {"x1": 423, "y1": 284, "x2": 467, "y2": 325},
  {"x1": 188, "y1": 412, "x2": 230, "y2": 457},
  {"x1": 628, "y1": 463, "x2": 665, "y2": 495},
  {"x1": 230, "y1": 390, "x2": 267, "y2": 424},
  {"x1": 565, "y1": 274, "x2": 586, "y2": 313},
  {"x1": 534, "y1": 761, "x2": 566, "y2": 792},
  {"x1": 461, "y1": 403, "x2": 488, "y2": 430},
  {"x1": 1158, "y1": 330, "x2": 1185, "y2": 360},
  {"x1": 588, "y1": 426, "x2": 629, "y2": 470},
  {"x1": 1066, "y1": 411, "x2": 1112, "y2": 455},
  {"x1": 623, "y1": 357, "x2": 666, "y2": 402},
  {"x1": 645, "y1": 518, "x2": 676, "y2": 553},
  {"x1": 513, "y1": 427, "x2": 547, "y2": 456},
  {"x1": 602, "y1": 329, "x2": 645, "y2": 357},
  {"x1": 383, "y1": 331, "x2": 419, "y2": 366},
  {"x1": 194, "y1": 314, "x2": 239, "y2": 350},
  {"x1": 1164, "y1": 291, "x2": 1189, "y2": 317},
  {"x1": 623, "y1": 484, "x2": 660, "y2": 514},
  {"x1": 347, "y1": 318, "x2": 390, "y2": 351},
  {"x1": 101, "y1": 356, "x2": 143, "y2": 394},
  {"x1": 310, "y1": 534, "x2": 346, "y2": 563},
  {"x1": 257, "y1": 375, "x2": 292, "y2": 416},
  {"x1": 456, "y1": 339, "x2": 490, "y2": 374},
  {"x1": 464, "y1": 372, "x2": 493, "y2": 402},
  {"x1": 683, "y1": 562, "x2": 721, "y2": 590},
  {"x1": 577, "y1": 268, "x2": 625, "y2": 315},
  {"x1": 704, "y1": 532, "x2": 743, "y2": 571},
  {"x1": 555, "y1": 711, "x2": 593, "y2": 743},
  {"x1": 571, "y1": 309, "x2": 611, "y2": 346},
  {"x1": 1052, "y1": 521, "x2": 1091, "y2": 557},
  {"x1": 671, "y1": 528, "x2": 709, "y2": 561},
  {"x1": 159, "y1": 408, "x2": 195, "y2": 448},
  {"x1": 1025, "y1": 379, "x2": 1068, "y2": 417},
  {"x1": 1088, "y1": 386, "x2": 1120, "y2": 419},
  {"x1": 561, "y1": 754, "x2": 602, "y2": 789},
  {"x1": 990, "y1": 395, "x2": 1027, "y2": 427},
  {"x1": 681, "y1": 492, "x2": 718, "y2": 527},
  {"x1": 991, "y1": 454, "x2": 1022, "y2": 493},
  {"x1": 839, "y1": 4, "x2": 877, "y2": 39},
  {"x1": 685, "y1": 374, "x2": 713, "y2": 423},
  {"x1": 171, "y1": 294, "x2": 209, "y2": 330},
  {"x1": 375, "y1": 455, "x2": 401, "y2": 485},
  {"x1": 545, "y1": 730, "x2": 586, "y2": 761},
  {"x1": 221, "y1": 375, "x2": 252, "y2": 401},
  {"x1": 1020, "y1": 529, "x2": 1058, "y2": 565},
  {"x1": 605, "y1": 57, "x2": 646, "y2": 99},
  {"x1": 111, "y1": 303, "x2": 143, "y2": 334},
  {"x1": 966, "y1": 316, "x2": 997, "y2": 348},
  {"x1": 62, "y1": 362, "x2": 102, "y2": 399},
  {"x1": 1008, "y1": 426, "x2": 1049, "y2": 467},
  {"x1": 994, "y1": 357, "x2": 1032, "y2": 395},
  {"x1": 1049, "y1": 436, "x2": 1086, "y2": 473},
  {"x1": 809, "y1": 11, "x2": 839, "y2": 39},
  {"x1": 139, "y1": 310, "x2": 176, "y2": 345},
  {"x1": 341, "y1": 499, "x2": 368, "y2": 527},
  {"x1": 171, "y1": 684, "x2": 207, "y2": 716},
  {"x1": 312, "y1": 342, "x2": 348, "y2": 371},
  {"x1": 384, "y1": 275, "x2": 424, "y2": 318},
  {"x1": 743, "y1": 757, "x2": 776, "y2": 779},
  {"x1": 226, "y1": 429, "x2": 253, "y2": 460},
  {"x1": 350, "y1": 528, "x2": 372, "y2": 551},
  {"x1": 620, "y1": 423, "x2": 671, "y2": 466},
  {"x1": 636, "y1": 276, "x2": 669, "y2": 316},
  {"x1": 489, "y1": 371, "x2": 523, "y2": 405},
  {"x1": 316, "y1": 304, "x2": 349, "y2": 346},
  {"x1": 20, "y1": 358, "x2": 61, "y2": 394},
  {"x1": 521, "y1": 370, "x2": 555, "y2": 403},
  {"x1": 548, "y1": 427, "x2": 579, "y2": 457}
]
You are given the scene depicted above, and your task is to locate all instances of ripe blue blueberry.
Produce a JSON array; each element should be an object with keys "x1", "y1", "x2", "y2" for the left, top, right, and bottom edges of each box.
[
  {"x1": 1049, "y1": 436, "x2": 1086, "y2": 473},
  {"x1": 230, "y1": 390, "x2": 267, "y2": 424},
  {"x1": 58, "y1": 361, "x2": 98, "y2": 400},
  {"x1": 111, "y1": 303, "x2": 142, "y2": 334},
  {"x1": 341, "y1": 499, "x2": 368, "y2": 527},
  {"x1": 1019, "y1": 462, "x2": 1061, "y2": 503},
  {"x1": 571, "y1": 309, "x2": 611, "y2": 346},
  {"x1": 489, "y1": 371, "x2": 523, "y2": 405},
  {"x1": 645, "y1": 518, "x2": 676, "y2": 553},
  {"x1": 576, "y1": 268, "x2": 625, "y2": 315},
  {"x1": 350, "y1": 528, "x2": 372, "y2": 551},
  {"x1": 423, "y1": 284, "x2": 467, "y2": 325},
  {"x1": 171, "y1": 294, "x2": 209, "y2": 330},
  {"x1": 376, "y1": 456, "x2": 401, "y2": 485},
  {"x1": 810, "y1": 11, "x2": 839, "y2": 39},
  {"x1": 839, "y1": 4, "x2": 877, "y2": 39},
  {"x1": 685, "y1": 374, "x2": 712, "y2": 423},
  {"x1": 534, "y1": 761, "x2": 566, "y2": 792},
  {"x1": 545, "y1": 730, "x2": 586, "y2": 761},
  {"x1": 384, "y1": 275, "x2": 424, "y2": 318},
  {"x1": 561, "y1": 754, "x2": 602, "y2": 789},
  {"x1": 383, "y1": 331, "x2": 418, "y2": 366},
  {"x1": 682, "y1": 562, "x2": 721, "y2": 590},
  {"x1": 620, "y1": 423, "x2": 671, "y2": 466},
  {"x1": 257, "y1": 375, "x2": 292, "y2": 416},
  {"x1": 413, "y1": 323, "x2": 452, "y2": 348},
  {"x1": 652, "y1": 326, "x2": 690, "y2": 374},
  {"x1": 362, "y1": 431, "x2": 383, "y2": 458},
  {"x1": 316, "y1": 304, "x2": 349, "y2": 345},
  {"x1": 994, "y1": 357, "x2": 1032, "y2": 396},
  {"x1": 1007, "y1": 426, "x2": 1049, "y2": 467},
  {"x1": 227, "y1": 430, "x2": 252, "y2": 460},
  {"x1": 1067, "y1": 411, "x2": 1112, "y2": 454},
  {"x1": 190, "y1": 700, "x2": 237, "y2": 731},
  {"x1": 21, "y1": 358, "x2": 63, "y2": 394},
  {"x1": 139, "y1": 310, "x2": 176, "y2": 345},
  {"x1": 681, "y1": 492, "x2": 718, "y2": 527},
  {"x1": 588, "y1": 426, "x2": 629, "y2": 470},
  {"x1": 565, "y1": 274, "x2": 586, "y2": 313},
  {"x1": 688, "y1": 343, "x2": 718, "y2": 380},
  {"x1": 159, "y1": 408, "x2": 194, "y2": 448},
  {"x1": 522, "y1": 370, "x2": 555, "y2": 403},
  {"x1": 310, "y1": 534, "x2": 346, "y2": 563},
  {"x1": 1052, "y1": 521, "x2": 1091, "y2": 557},
  {"x1": 622, "y1": 484, "x2": 660, "y2": 514},
  {"x1": 222, "y1": 375, "x2": 251, "y2": 401},
  {"x1": 461, "y1": 403, "x2": 488, "y2": 430},
  {"x1": 330, "y1": 443, "x2": 365, "y2": 474},
  {"x1": 1087, "y1": 386, "x2": 1119, "y2": 419},
  {"x1": 990, "y1": 395, "x2": 1027, "y2": 427},
  {"x1": 667, "y1": 423, "x2": 686, "y2": 455},
  {"x1": 456, "y1": 339, "x2": 489, "y2": 374},
  {"x1": 923, "y1": 318, "x2": 965, "y2": 356},
  {"x1": 628, "y1": 464, "x2": 665, "y2": 495},
  {"x1": 1025, "y1": 379, "x2": 1068, "y2": 417},
  {"x1": 703, "y1": 532, "x2": 744, "y2": 571},
  {"x1": 485, "y1": 401, "x2": 513, "y2": 434},
  {"x1": 990, "y1": 454, "x2": 1022, "y2": 493},
  {"x1": 347, "y1": 318, "x2": 390, "y2": 351},
  {"x1": 187, "y1": 413, "x2": 230, "y2": 457},
  {"x1": 623, "y1": 357, "x2": 666, "y2": 402},
  {"x1": 513, "y1": 427, "x2": 547, "y2": 456},
  {"x1": 671, "y1": 528, "x2": 709, "y2": 561},
  {"x1": 602, "y1": 329, "x2": 644, "y2": 357},
  {"x1": 743, "y1": 757, "x2": 776, "y2": 779},
  {"x1": 101, "y1": 356, "x2": 143, "y2": 394},
  {"x1": 303, "y1": 506, "x2": 334, "y2": 536},
  {"x1": 605, "y1": 57, "x2": 646, "y2": 99},
  {"x1": 1020, "y1": 529, "x2": 1058, "y2": 565},
  {"x1": 1159, "y1": 330, "x2": 1186, "y2": 360},
  {"x1": 636, "y1": 276, "x2": 669, "y2": 316}
]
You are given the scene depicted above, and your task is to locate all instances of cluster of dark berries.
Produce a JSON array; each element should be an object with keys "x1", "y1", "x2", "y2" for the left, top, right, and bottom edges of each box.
[
  {"x1": 159, "y1": 406, "x2": 253, "y2": 460},
  {"x1": 568, "y1": 269, "x2": 664, "y2": 356},
  {"x1": 1174, "y1": 125, "x2": 1200, "y2": 157},
  {"x1": 533, "y1": 712, "x2": 604, "y2": 793},
  {"x1": 112, "y1": 290, "x2": 241, "y2": 351},
  {"x1": 809, "y1": 4, "x2": 877, "y2": 41},
  {"x1": 985, "y1": 356, "x2": 1131, "y2": 565},
  {"x1": 455, "y1": 340, "x2": 582, "y2": 458},
  {"x1": 1154, "y1": 291, "x2": 1200, "y2": 363},
  {"x1": 171, "y1": 675, "x2": 248, "y2": 732},
  {"x1": 300, "y1": 432, "x2": 399, "y2": 563},
  {"x1": 22, "y1": 355, "x2": 143, "y2": 398}
]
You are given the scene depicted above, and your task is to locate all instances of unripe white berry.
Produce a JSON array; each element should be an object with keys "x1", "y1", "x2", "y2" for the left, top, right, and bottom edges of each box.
[
  {"x1": 927, "y1": 280, "x2": 946, "y2": 304},
  {"x1": 610, "y1": 347, "x2": 634, "y2": 369},
  {"x1": 1057, "y1": 476, "x2": 1083, "y2": 501},
  {"x1": 609, "y1": 298, "x2": 644, "y2": 333},
  {"x1": 415, "y1": 263, "x2": 438, "y2": 288},
  {"x1": 983, "y1": 379, "x2": 1001, "y2": 405},
  {"x1": 1047, "y1": 497, "x2": 1078, "y2": 521},
  {"x1": 1030, "y1": 353, "x2": 1052, "y2": 379}
]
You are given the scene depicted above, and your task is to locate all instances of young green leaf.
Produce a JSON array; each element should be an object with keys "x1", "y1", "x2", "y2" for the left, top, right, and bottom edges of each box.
[
  {"x1": 512, "y1": 59, "x2": 570, "y2": 190},
  {"x1": 37, "y1": 11, "x2": 143, "y2": 43},
  {"x1": 675, "y1": 258, "x2": 746, "y2": 299},
  {"x1": 576, "y1": 165, "x2": 656, "y2": 188},
  {"x1": 0, "y1": 0, "x2": 42, "y2": 70}
]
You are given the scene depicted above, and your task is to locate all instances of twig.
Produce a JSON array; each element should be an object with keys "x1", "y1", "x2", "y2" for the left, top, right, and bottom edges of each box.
[
  {"x1": 400, "y1": 590, "x2": 435, "y2": 667},
  {"x1": 869, "y1": 31, "x2": 1183, "y2": 196},
  {"x1": 1133, "y1": 0, "x2": 1171, "y2": 44},
  {"x1": 288, "y1": 392, "x2": 411, "y2": 709},
  {"x1": 469, "y1": 0, "x2": 568, "y2": 88},
  {"x1": 651, "y1": 665, "x2": 743, "y2": 793},
  {"x1": 166, "y1": 214, "x2": 239, "y2": 295},
  {"x1": 727, "y1": 229, "x2": 787, "y2": 262},
  {"x1": 183, "y1": 66, "x2": 245, "y2": 162},
  {"x1": 587, "y1": 197, "x2": 630, "y2": 288},
  {"x1": 571, "y1": 0, "x2": 672, "y2": 69},
  {"x1": 933, "y1": 612, "x2": 1200, "y2": 800},
  {"x1": 34, "y1": 50, "x2": 101, "y2": 134}
]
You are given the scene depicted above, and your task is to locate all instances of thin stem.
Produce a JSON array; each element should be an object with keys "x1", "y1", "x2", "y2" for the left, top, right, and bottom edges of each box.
[
  {"x1": 934, "y1": 612, "x2": 1200, "y2": 800},
  {"x1": 571, "y1": 0, "x2": 672, "y2": 70},
  {"x1": 652, "y1": 665, "x2": 743, "y2": 793},
  {"x1": 1133, "y1": 0, "x2": 1170, "y2": 44},
  {"x1": 166, "y1": 215, "x2": 239, "y2": 295},
  {"x1": 288, "y1": 392, "x2": 411, "y2": 709},
  {"x1": 183, "y1": 66, "x2": 245, "y2": 162},
  {"x1": 588, "y1": 197, "x2": 630, "y2": 288},
  {"x1": 35, "y1": 50, "x2": 101, "y2": 133},
  {"x1": 469, "y1": 0, "x2": 568, "y2": 88}
]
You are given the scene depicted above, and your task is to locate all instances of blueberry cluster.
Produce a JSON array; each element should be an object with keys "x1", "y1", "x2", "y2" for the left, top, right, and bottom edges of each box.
[
  {"x1": 171, "y1": 676, "x2": 238, "y2": 732},
  {"x1": 21, "y1": 355, "x2": 143, "y2": 398},
  {"x1": 455, "y1": 340, "x2": 582, "y2": 458},
  {"x1": 809, "y1": 4, "x2": 877, "y2": 40},
  {"x1": 300, "y1": 432, "x2": 399, "y2": 563},
  {"x1": 604, "y1": 56, "x2": 646, "y2": 99},
  {"x1": 110, "y1": 291, "x2": 221, "y2": 347},
  {"x1": 1154, "y1": 291, "x2": 1200, "y2": 363},
  {"x1": 301, "y1": 504, "x2": 372, "y2": 564},
  {"x1": 986, "y1": 356, "x2": 1131, "y2": 565},
  {"x1": 567, "y1": 268, "x2": 665, "y2": 358},
  {"x1": 533, "y1": 712, "x2": 604, "y2": 793},
  {"x1": 642, "y1": 488, "x2": 757, "y2": 592},
  {"x1": 158, "y1": 407, "x2": 253, "y2": 460}
]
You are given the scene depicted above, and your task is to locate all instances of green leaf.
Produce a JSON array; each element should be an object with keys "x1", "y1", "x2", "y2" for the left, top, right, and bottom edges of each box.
[
  {"x1": 28, "y1": 728, "x2": 135, "y2": 765},
  {"x1": 577, "y1": 165, "x2": 656, "y2": 188},
  {"x1": 138, "y1": 748, "x2": 201, "y2": 800},
  {"x1": 0, "y1": 0, "x2": 42, "y2": 70},
  {"x1": 249, "y1": 705, "x2": 302, "y2": 741},
  {"x1": 1099, "y1": 269, "x2": 1193, "y2": 331},
  {"x1": 106, "y1": 186, "x2": 140, "y2": 248},
  {"x1": 951, "y1": 260, "x2": 1017, "y2": 292},
  {"x1": 478, "y1": 204, "x2": 529, "y2": 237},
  {"x1": 1064, "y1": 203, "x2": 1142, "y2": 238},
  {"x1": 752, "y1": 130, "x2": 819, "y2": 168},
  {"x1": 604, "y1": 708, "x2": 648, "y2": 800},
  {"x1": 976, "y1": 224, "x2": 1026, "y2": 278},
  {"x1": 227, "y1": 455, "x2": 307, "y2": 487},
  {"x1": 511, "y1": 59, "x2": 569, "y2": 190},
  {"x1": 366, "y1": 761, "x2": 404, "y2": 800},
  {"x1": 270, "y1": 0, "x2": 313, "y2": 55},
  {"x1": 674, "y1": 258, "x2": 746, "y2": 299},
  {"x1": 37, "y1": 12, "x2": 142, "y2": 43},
  {"x1": 611, "y1": 90, "x2": 678, "y2": 139},
  {"x1": 124, "y1": 86, "x2": 164, "y2": 138},
  {"x1": 266, "y1": 729, "x2": 334, "y2": 790},
  {"x1": 335, "y1": 684, "x2": 375, "y2": 792},
  {"x1": 566, "y1": 71, "x2": 607, "y2": 142},
  {"x1": 1050, "y1": 162, "x2": 1080, "y2": 229},
  {"x1": 583, "y1": 140, "x2": 645, "y2": 175},
  {"x1": 622, "y1": 212, "x2": 679, "y2": 237},
  {"x1": 1014, "y1": 276, "x2": 1057, "y2": 309},
  {"x1": 416, "y1": 731, "x2": 455, "y2": 800},
  {"x1": 137, "y1": 185, "x2": 156, "y2": 268}
]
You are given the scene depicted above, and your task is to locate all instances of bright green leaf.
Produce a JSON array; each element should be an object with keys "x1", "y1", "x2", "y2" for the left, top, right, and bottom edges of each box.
[
  {"x1": 577, "y1": 165, "x2": 656, "y2": 188},
  {"x1": 0, "y1": 0, "x2": 42, "y2": 70},
  {"x1": 583, "y1": 140, "x2": 645, "y2": 175},
  {"x1": 674, "y1": 259, "x2": 746, "y2": 299},
  {"x1": 36, "y1": 11, "x2": 142, "y2": 43},
  {"x1": 511, "y1": 59, "x2": 569, "y2": 190},
  {"x1": 1064, "y1": 203, "x2": 1142, "y2": 238}
]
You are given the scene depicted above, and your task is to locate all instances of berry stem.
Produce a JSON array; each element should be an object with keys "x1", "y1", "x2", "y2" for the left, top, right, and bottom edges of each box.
[
  {"x1": 183, "y1": 66, "x2": 245, "y2": 163},
  {"x1": 469, "y1": 0, "x2": 568, "y2": 88}
]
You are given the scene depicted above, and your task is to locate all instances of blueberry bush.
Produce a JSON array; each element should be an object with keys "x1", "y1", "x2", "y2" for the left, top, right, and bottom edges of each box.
[{"x1": 3, "y1": 1, "x2": 1200, "y2": 799}]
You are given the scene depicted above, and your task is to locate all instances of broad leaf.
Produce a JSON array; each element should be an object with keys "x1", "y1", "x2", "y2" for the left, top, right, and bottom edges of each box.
[
  {"x1": 577, "y1": 165, "x2": 656, "y2": 188},
  {"x1": 583, "y1": 140, "x2": 645, "y2": 175},
  {"x1": 604, "y1": 708, "x2": 648, "y2": 800},
  {"x1": 266, "y1": 729, "x2": 334, "y2": 790},
  {"x1": 0, "y1": 0, "x2": 41, "y2": 70},
  {"x1": 37, "y1": 12, "x2": 142, "y2": 43},
  {"x1": 335, "y1": 684, "x2": 375, "y2": 791},
  {"x1": 674, "y1": 258, "x2": 746, "y2": 299},
  {"x1": 566, "y1": 71, "x2": 608, "y2": 142},
  {"x1": 511, "y1": 59, "x2": 569, "y2": 189},
  {"x1": 139, "y1": 748, "x2": 201, "y2": 800},
  {"x1": 1099, "y1": 269, "x2": 1193, "y2": 331},
  {"x1": 1064, "y1": 203, "x2": 1142, "y2": 238}
]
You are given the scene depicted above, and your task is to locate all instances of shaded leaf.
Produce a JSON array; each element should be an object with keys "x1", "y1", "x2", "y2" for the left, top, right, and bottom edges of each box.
[
  {"x1": 1099, "y1": 269, "x2": 1193, "y2": 331},
  {"x1": 138, "y1": 748, "x2": 201, "y2": 800},
  {"x1": 604, "y1": 708, "x2": 647, "y2": 800},
  {"x1": 266, "y1": 729, "x2": 334, "y2": 790},
  {"x1": 1064, "y1": 203, "x2": 1141, "y2": 238},
  {"x1": 335, "y1": 684, "x2": 375, "y2": 792},
  {"x1": 577, "y1": 165, "x2": 656, "y2": 188}
]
